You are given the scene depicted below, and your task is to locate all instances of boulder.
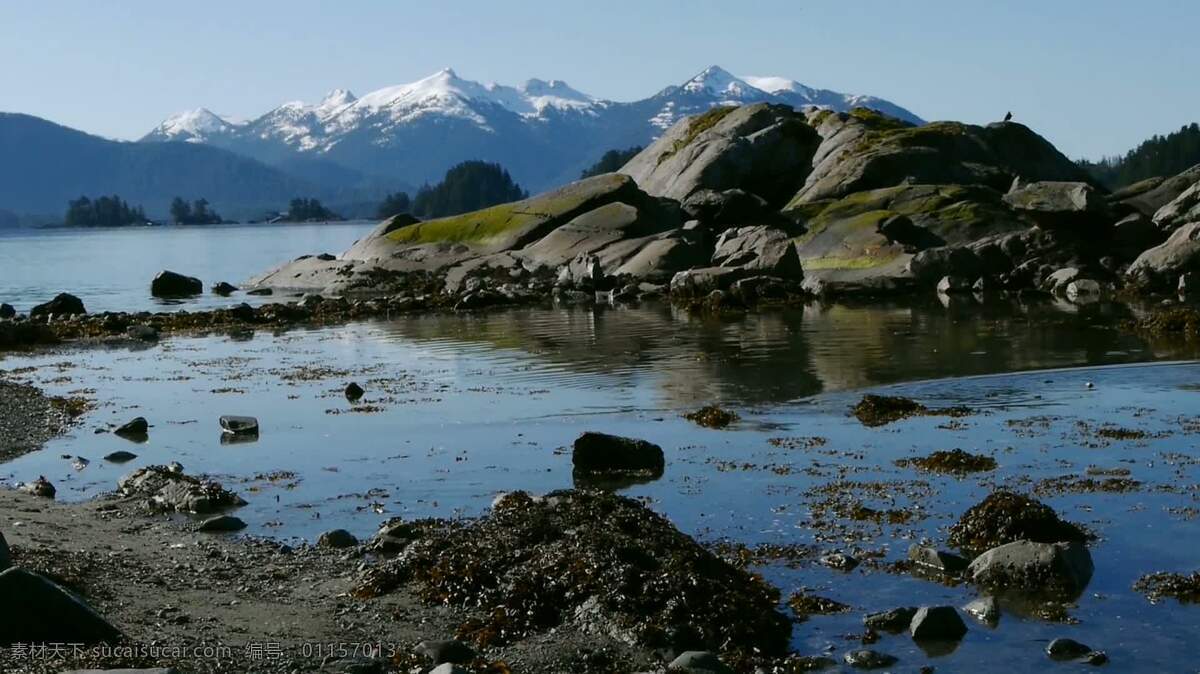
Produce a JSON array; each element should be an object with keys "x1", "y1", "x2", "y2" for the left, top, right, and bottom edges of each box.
[
  {"x1": 114, "y1": 416, "x2": 149, "y2": 438},
  {"x1": 842, "y1": 649, "x2": 898, "y2": 669},
  {"x1": 909, "y1": 606, "x2": 968, "y2": 641},
  {"x1": 415, "y1": 639, "x2": 476, "y2": 666},
  {"x1": 967, "y1": 540, "x2": 1094, "y2": 593},
  {"x1": 908, "y1": 544, "x2": 969, "y2": 574},
  {"x1": 791, "y1": 114, "x2": 1092, "y2": 205},
  {"x1": 622, "y1": 103, "x2": 820, "y2": 207},
  {"x1": 150, "y1": 270, "x2": 203, "y2": 297},
  {"x1": 30, "y1": 292, "x2": 86, "y2": 318},
  {"x1": 1065, "y1": 279, "x2": 1102, "y2": 303},
  {"x1": 218, "y1": 415, "x2": 259, "y2": 435},
  {"x1": 197, "y1": 515, "x2": 246, "y2": 533},
  {"x1": 711, "y1": 226, "x2": 804, "y2": 279},
  {"x1": 1042, "y1": 267, "x2": 1081, "y2": 295},
  {"x1": 118, "y1": 465, "x2": 246, "y2": 514},
  {"x1": 1153, "y1": 180, "x2": 1200, "y2": 231},
  {"x1": 863, "y1": 606, "x2": 917, "y2": 632},
  {"x1": 1002, "y1": 181, "x2": 1111, "y2": 228},
  {"x1": 20, "y1": 476, "x2": 55, "y2": 499},
  {"x1": 345, "y1": 382, "x2": 365, "y2": 400},
  {"x1": 1113, "y1": 165, "x2": 1200, "y2": 217},
  {"x1": 948, "y1": 490, "x2": 1087, "y2": 552},
  {"x1": 318, "y1": 529, "x2": 358, "y2": 549},
  {"x1": 0, "y1": 531, "x2": 10, "y2": 571},
  {"x1": 0, "y1": 567, "x2": 123, "y2": 645},
  {"x1": 211, "y1": 281, "x2": 238, "y2": 295},
  {"x1": 556, "y1": 252, "x2": 607, "y2": 289},
  {"x1": 962, "y1": 596, "x2": 999, "y2": 625},
  {"x1": 669, "y1": 267, "x2": 744, "y2": 297},
  {"x1": 1127, "y1": 222, "x2": 1200, "y2": 290},
  {"x1": 667, "y1": 650, "x2": 734, "y2": 674},
  {"x1": 0, "y1": 303, "x2": 14, "y2": 319},
  {"x1": 572, "y1": 432, "x2": 665, "y2": 477},
  {"x1": 681, "y1": 188, "x2": 778, "y2": 225}
]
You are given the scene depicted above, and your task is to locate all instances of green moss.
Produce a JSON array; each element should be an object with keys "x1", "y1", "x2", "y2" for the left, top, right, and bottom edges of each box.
[
  {"x1": 809, "y1": 109, "x2": 835, "y2": 126},
  {"x1": 848, "y1": 107, "x2": 911, "y2": 132},
  {"x1": 801, "y1": 251, "x2": 900, "y2": 270},
  {"x1": 657, "y1": 105, "x2": 738, "y2": 165}
]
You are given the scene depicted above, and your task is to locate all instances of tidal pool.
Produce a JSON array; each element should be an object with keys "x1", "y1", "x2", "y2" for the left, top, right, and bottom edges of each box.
[{"x1": 2, "y1": 301, "x2": 1198, "y2": 671}]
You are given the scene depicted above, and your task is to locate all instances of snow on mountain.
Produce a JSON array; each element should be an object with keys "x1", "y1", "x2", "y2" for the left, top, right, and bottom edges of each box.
[
  {"x1": 141, "y1": 66, "x2": 922, "y2": 191},
  {"x1": 147, "y1": 108, "x2": 238, "y2": 142}
]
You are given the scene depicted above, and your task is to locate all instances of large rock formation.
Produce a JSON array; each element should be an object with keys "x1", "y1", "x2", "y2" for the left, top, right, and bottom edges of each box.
[{"x1": 1127, "y1": 222, "x2": 1200, "y2": 289}]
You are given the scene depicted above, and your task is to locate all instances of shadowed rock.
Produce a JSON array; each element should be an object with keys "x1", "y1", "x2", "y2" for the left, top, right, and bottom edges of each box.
[
  {"x1": 0, "y1": 567, "x2": 123, "y2": 645},
  {"x1": 30, "y1": 292, "x2": 86, "y2": 318},
  {"x1": 572, "y1": 432, "x2": 665, "y2": 477},
  {"x1": 151, "y1": 270, "x2": 203, "y2": 298}
]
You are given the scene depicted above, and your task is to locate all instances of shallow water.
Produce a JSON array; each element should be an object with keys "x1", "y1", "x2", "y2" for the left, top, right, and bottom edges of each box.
[
  {"x1": 2, "y1": 302, "x2": 1199, "y2": 671},
  {"x1": 0, "y1": 222, "x2": 375, "y2": 313}
]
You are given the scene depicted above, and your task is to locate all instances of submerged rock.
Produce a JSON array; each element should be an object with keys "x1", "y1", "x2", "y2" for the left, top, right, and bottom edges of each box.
[
  {"x1": 118, "y1": 465, "x2": 246, "y2": 514},
  {"x1": 354, "y1": 490, "x2": 791, "y2": 656},
  {"x1": 114, "y1": 416, "x2": 149, "y2": 438},
  {"x1": 572, "y1": 432, "x2": 665, "y2": 477},
  {"x1": 1047, "y1": 637, "x2": 1106, "y2": 664},
  {"x1": 150, "y1": 270, "x2": 203, "y2": 298},
  {"x1": 909, "y1": 606, "x2": 968, "y2": 641},
  {"x1": 948, "y1": 490, "x2": 1087, "y2": 552},
  {"x1": 30, "y1": 292, "x2": 86, "y2": 318},
  {"x1": 968, "y1": 540, "x2": 1094, "y2": 594},
  {"x1": 0, "y1": 567, "x2": 123, "y2": 645},
  {"x1": 212, "y1": 281, "x2": 238, "y2": 295},
  {"x1": 842, "y1": 649, "x2": 898, "y2": 669},
  {"x1": 103, "y1": 450, "x2": 138, "y2": 463},
  {"x1": 852, "y1": 394, "x2": 970, "y2": 427},
  {"x1": 863, "y1": 606, "x2": 918, "y2": 632},
  {"x1": 963, "y1": 596, "x2": 1000, "y2": 625}
]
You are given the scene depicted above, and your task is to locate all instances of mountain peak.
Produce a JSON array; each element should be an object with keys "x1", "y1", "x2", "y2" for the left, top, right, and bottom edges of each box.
[
  {"x1": 152, "y1": 107, "x2": 234, "y2": 141},
  {"x1": 682, "y1": 65, "x2": 754, "y2": 97},
  {"x1": 321, "y1": 89, "x2": 357, "y2": 105}
]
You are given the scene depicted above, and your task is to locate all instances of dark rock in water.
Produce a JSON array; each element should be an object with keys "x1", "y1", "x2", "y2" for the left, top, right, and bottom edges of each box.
[
  {"x1": 125, "y1": 324, "x2": 159, "y2": 342},
  {"x1": 963, "y1": 596, "x2": 1000, "y2": 626},
  {"x1": 212, "y1": 281, "x2": 238, "y2": 295},
  {"x1": 843, "y1": 648, "x2": 898, "y2": 669},
  {"x1": 114, "y1": 416, "x2": 149, "y2": 438},
  {"x1": 685, "y1": 405, "x2": 740, "y2": 429},
  {"x1": 899, "y1": 448, "x2": 997, "y2": 474},
  {"x1": 668, "y1": 650, "x2": 734, "y2": 674},
  {"x1": 948, "y1": 490, "x2": 1087, "y2": 552},
  {"x1": 30, "y1": 292, "x2": 86, "y2": 318},
  {"x1": 937, "y1": 274, "x2": 972, "y2": 294},
  {"x1": 150, "y1": 270, "x2": 203, "y2": 298},
  {"x1": 20, "y1": 476, "x2": 56, "y2": 499},
  {"x1": 198, "y1": 515, "x2": 246, "y2": 533},
  {"x1": 355, "y1": 490, "x2": 791, "y2": 657},
  {"x1": 103, "y1": 450, "x2": 138, "y2": 463},
  {"x1": 968, "y1": 540, "x2": 1094, "y2": 594},
  {"x1": 1133, "y1": 570, "x2": 1200, "y2": 602},
  {"x1": 345, "y1": 382, "x2": 365, "y2": 401},
  {"x1": 0, "y1": 567, "x2": 123, "y2": 645},
  {"x1": 908, "y1": 544, "x2": 969, "y2": 574},
  {"x1": 852, "y1": 394, "x2": 970, "y2": 427},
  {"x1": 909, "y1": 606, "x2": 968, "y2": 641},
  {"x1": 246, "y1": 287, "x2": 274, "y2": 296},
  {"x1": 0, "y1": 531, "x2": 10, "y2": 571},
  {"x1": 0, "y1": 303, "x2": 14, "y2": 319},
  {"x1": 1046, "y1": 637, "x2": 1093, "y2": 660},
  {"x1": 118, "y1": 464, "x2": 246, "y2": 514},
  {"x1": 572, "y1": 432, "x2": 665, "y2": 477},
  {"x1": 863, "y1": 606, "x2": 918, "y2": 632},
  {"x1": 218, "y1": 415, "x2": 259, "y2": 435},
  {"x1": 415, "y1": 639, "x2": 476, "y2": 665},
  {"x1": 820, "y1": 552, "x2": 859, "y2": 571},
  {"x1": 318, "y1": 529, "x2": 358, "y2": 549}
]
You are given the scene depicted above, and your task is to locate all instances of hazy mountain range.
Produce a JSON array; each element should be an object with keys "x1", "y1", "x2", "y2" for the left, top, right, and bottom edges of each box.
[{"x1": 1, "y1": 66, "x2": 921, "y2": 221}]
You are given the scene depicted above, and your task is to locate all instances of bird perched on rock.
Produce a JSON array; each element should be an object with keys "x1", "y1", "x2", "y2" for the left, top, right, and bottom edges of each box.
[{"x1": 1004, "y1": 111, "x2": 1013, "y2": 122}]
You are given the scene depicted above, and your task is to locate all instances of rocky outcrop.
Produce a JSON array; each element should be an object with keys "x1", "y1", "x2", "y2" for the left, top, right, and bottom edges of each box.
[
  {"x1": 620, "y1": 103, "x2": 820, "y2": 206},
  {"x1": 30, "y1": 292, "x2": 86, "y2": 318},
  {"x1": 1127, "y1": 222, "x2": 1200, "y2": 289},
  {"x1": 1113, "y1": 164, "x2": 1200, "y2": 217},
  {"x1": 1152, "y1": 180, "x2": 1200, "y2": 231},
  {"x1": 1003, "y1": 181, "x2": 1111, "y2": 228},
  {"x1": 117, "y1": 464, "x2": 246, "y2": 514}
]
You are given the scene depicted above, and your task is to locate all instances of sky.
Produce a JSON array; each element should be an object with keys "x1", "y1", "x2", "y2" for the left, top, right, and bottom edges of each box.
[{"x1": 0, "y1": 0, "x2": 1196, "y2": 160}]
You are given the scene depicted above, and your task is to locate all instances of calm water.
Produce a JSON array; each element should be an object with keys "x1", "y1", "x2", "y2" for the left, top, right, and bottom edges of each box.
[
  {"x1": 2, "y1": 226, "x2": 1200, "y2": 671},
  {"x1": 0, "y1": 222, "x2": 375, "y2": 313}
]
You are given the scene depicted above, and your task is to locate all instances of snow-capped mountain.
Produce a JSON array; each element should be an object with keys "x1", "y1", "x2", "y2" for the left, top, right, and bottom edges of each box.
[{"x1": 142, "y1": 65, "x2": 921, "y2": 192}]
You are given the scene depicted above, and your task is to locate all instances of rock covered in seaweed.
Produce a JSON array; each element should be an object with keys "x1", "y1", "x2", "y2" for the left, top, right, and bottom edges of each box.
[
  {"x1": 947, "y1": 490, "x2": 1087, "y2": 552},
  {"x1": 354, "y1": 490, "x2": 791, "y2": 657}
]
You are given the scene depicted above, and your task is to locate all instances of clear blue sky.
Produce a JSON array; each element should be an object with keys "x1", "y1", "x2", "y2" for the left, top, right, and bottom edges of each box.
[{"x1": 1, "y1": 0, "x2": 1195, "y2": 159}]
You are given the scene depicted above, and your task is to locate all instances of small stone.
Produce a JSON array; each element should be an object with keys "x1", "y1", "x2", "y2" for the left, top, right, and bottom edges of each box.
[
  {"x1": 963, "y1": 596, "x2": 999, "y2": 625},
  {"x1": 820, "y1": 552, "x2": 859, "y2": 571},
  {"x1": 104, "y1": 450, "x2": 138, "y2": 463},
  {"x1": 318, "y1": 529, "x2": 358, "y2": 549},
  {"x1": 908, "y1": 544, "x2": 969, "y2": 573},
  {"x1": 909, "y1": 606, "x2": 968, "y2": 641},
  {"x1": 212, "y1": 281, "x2": 238, "y2": 296},
  {"x1": 415, "y1": 639, "x2": 476, "y2": 665},
  {"x1": 198, "y1": 515, "x2": 246, "y2": 533},
  {"x1": 668, "y1": 650, "x2": 734, "y2": 674},
  {"x1": 219, "y1": 415, "x2": 259, "y2": 435},
  {"x1": 114, "y1": 416, "x2": 149, "y2": 437},
  {"x1": 345, "y1": 382, "x2": 365, "y2": 401},
  {"x1": 843, "y1": 649, "x2": 898, "y2": 669},
  {"x1": 1047, "y1": 637, "x2": 1093, "y2": 660},
  {"x1": 20, "y1": 476, "x2": 56, "y2": 499},
  {"x1": 863, "y1": 606, "x2": 917, "y2": 632}
]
